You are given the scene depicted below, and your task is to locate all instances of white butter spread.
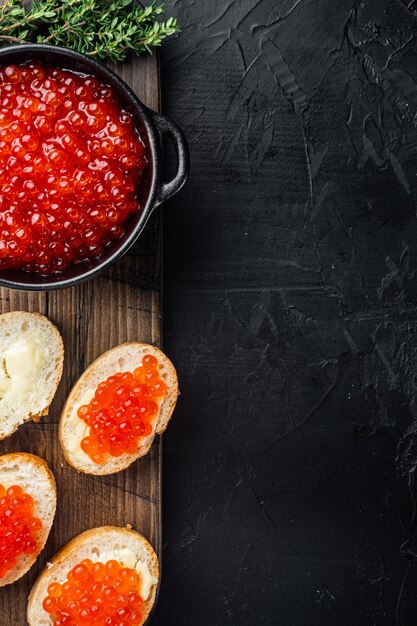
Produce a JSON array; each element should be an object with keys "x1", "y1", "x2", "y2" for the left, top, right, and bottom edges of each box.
[
  {"x1": 67, "y1": 387, "x2": 162, "y2": 465},
  {"x1": 91, "y1": 548, "x2": 158, "y2": 600},
  {"x1": 0, "y1": 338, "x2": 44, "y2": 400}
]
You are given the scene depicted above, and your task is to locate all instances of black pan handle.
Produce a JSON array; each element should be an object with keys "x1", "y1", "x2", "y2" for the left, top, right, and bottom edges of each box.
[{"x1": 151, "y1": 111, "x2": 190, "y2": 206}]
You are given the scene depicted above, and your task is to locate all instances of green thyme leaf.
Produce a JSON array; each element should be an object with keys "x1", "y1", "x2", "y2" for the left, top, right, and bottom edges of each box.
[{"x1": 0, "y1": 0, "x2": 179, "y2": 61}]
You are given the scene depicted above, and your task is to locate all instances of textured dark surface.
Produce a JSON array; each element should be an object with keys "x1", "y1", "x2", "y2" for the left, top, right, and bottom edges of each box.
[{"x1": 158, "y1": 0, "x2": 417, "y2": 624}]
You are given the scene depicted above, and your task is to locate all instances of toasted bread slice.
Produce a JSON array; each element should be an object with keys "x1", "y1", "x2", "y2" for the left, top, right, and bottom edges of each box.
[
  {"x1": 59, "y1": 342, "x2": 178, "y2": 475},
  {"x1": 0, "y1": 311, "x2": 64, "y2": 440},
  {"x1": 0, "y1": 453, "x2": 57, "y2": 587},
  {"x1": 27, "y1": 526, "x2": 159, "y2": 626}
]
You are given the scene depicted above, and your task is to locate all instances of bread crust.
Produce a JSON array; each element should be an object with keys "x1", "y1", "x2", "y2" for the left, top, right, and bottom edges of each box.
[
  {"x1": 59, "y1": 342, "x2": 178, "y2": 475},
  {"x1": 0, "y1": 452, "x2": 57, "y2": 587},
  {"x1": 27, "y1": 526, "x2": 159, "y2": 626},
  {"x1": 0, "y1": 311, "x2": 64, "y2": 441}
]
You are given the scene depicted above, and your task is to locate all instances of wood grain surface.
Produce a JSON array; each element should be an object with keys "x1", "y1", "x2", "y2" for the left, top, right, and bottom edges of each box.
[{"x1": 0, "y1": 53, "x2": 161, "y2": 625}]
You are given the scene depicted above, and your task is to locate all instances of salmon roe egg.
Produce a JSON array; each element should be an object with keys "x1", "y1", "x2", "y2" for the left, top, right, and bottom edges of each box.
[
  {"x1": 0, "y1": 483, "x2": 42, "y2": 579},
  {"x1": 43, "y1": 558, "x2": 144, "y2": 625},
  {"x1": 0, "y1": 62, "x2": 147, "y2": 275},
  {"x1": 78, "y1": 354, "x2": 167, "y2": 464}
]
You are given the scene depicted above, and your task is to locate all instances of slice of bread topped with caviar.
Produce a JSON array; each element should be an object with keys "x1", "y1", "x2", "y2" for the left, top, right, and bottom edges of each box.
[
  {"x1": 0, "y1": 453, "x2": 57, "y2": 587},
  {"x1": 0, "y1": 311, "x2": 64, "y2": 440},
  {"x1": 59, "y1": 343, "x2": 178, "y2": 475},
  {"x1": 27, "y1": 526, "x2": 159, "y2": 626}
]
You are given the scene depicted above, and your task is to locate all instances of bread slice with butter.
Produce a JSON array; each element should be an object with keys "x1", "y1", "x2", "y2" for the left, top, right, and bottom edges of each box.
[
  {"x1": 59, "y1": 342, "x2": 178, "y2": 475},
  {"x1": 0, "y1": 453, "x2": 57, "y2": 587},
  {"x1": 0, "y1": 311, "x2": 64, "y2": 440},
  {"x1": 27, "y1": 526, "x2": 159, "y2": 626}
]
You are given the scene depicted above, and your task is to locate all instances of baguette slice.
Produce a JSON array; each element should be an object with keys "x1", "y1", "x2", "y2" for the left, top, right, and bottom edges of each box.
[
  {"x1": 28, "y1": 526, "x2": 159, "y2": 626},
  {"x1": 0, "y1": 311, "x2": 64, "y2": 440},
  {"x1": 0, "y1": 453, "x2": 57, "y2": 587},
  {"x1": 59, "y1": 342, "x2": 178, "y2": 475}
]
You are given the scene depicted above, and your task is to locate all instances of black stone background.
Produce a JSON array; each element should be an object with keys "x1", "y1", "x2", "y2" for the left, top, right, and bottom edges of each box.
[{"x1": 157, "y1": 1, "x2": 417, "y2": 624}]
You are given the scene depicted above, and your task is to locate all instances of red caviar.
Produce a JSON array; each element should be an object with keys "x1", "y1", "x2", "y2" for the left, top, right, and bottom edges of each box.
[
  {"x1": 43, "y1": 558, "x2": 144, "y2": 626},
  {"x1": 0, "y1": 483, "x2": 42, "y2": 579},
  {"x1": 0, "y1": 62, "x2": 147, "y2": 275},
  {"x1": 79, "y1": 354, "x2": 167, "y2": 464}
]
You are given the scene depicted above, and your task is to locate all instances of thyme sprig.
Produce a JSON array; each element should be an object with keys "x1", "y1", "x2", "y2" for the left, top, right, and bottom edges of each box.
[{"x1": 0, "y1": 0, "x2": 179, "y2": 61}]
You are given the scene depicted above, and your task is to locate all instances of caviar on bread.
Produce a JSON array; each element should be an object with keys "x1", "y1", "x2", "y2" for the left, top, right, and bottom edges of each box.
[
  {"x1": 0, "y1": 311, "x2": 64, "y2": 440},
  {"x1": 0, "y1": 453, "x2": 57, "y2": 587},
  {"x1": 59, "y1": 343, "x2": 178, "y2": 475},
  {"x1": 27, "y1": 526, "x2": 159, "y2": 626}
]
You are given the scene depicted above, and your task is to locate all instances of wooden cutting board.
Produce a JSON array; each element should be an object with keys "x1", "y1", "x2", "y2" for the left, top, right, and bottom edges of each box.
[{"x1": 0, "y1": 53, "x2": 162, "y2": 625}]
